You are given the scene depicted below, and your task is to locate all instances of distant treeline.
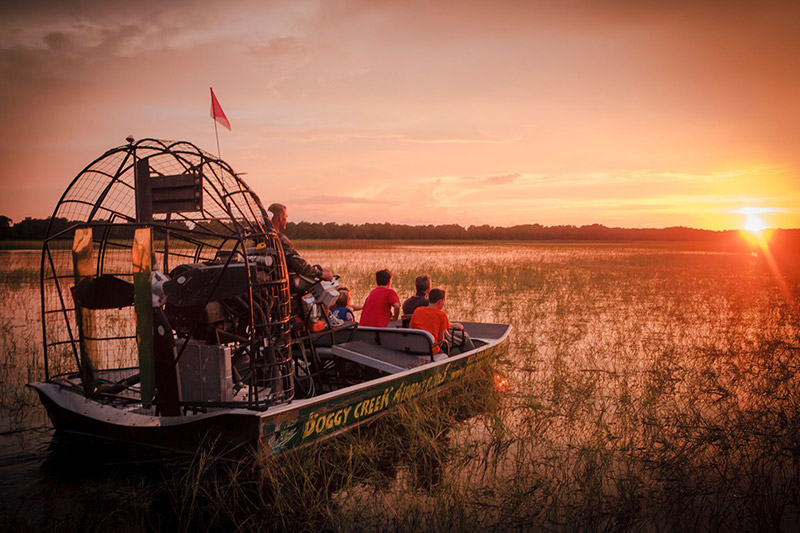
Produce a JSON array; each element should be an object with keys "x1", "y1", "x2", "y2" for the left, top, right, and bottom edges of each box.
[
  {"x1": 0, "y1": 216, "x2": 69, "y2": 240},
  {"x1": 2, "y1": 215, "x2": 798, "y2": 246},
  {"x1": 285, "y1": 221, "x2": 740, "y2": 242},
  {"x1": 0, "y1": 216, "x2": 228, "y2": 241}
]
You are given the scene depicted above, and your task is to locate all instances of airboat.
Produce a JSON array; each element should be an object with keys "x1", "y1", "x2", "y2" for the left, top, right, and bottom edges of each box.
[{"x1": 27, "y1": 138, "x2": 511, "y2": 456}]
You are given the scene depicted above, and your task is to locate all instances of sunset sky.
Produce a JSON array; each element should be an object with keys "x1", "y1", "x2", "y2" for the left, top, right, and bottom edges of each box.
[{"x1": 1, "y1": 0, "x2": 798, "y2": 230}]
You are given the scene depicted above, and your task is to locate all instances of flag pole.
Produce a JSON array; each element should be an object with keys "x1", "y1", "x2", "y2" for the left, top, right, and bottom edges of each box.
[{"x1": 214, "y1": 116, "x2": 221, "y2": 159}]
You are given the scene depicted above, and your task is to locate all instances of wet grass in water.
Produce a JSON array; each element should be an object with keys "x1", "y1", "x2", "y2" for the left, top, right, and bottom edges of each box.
[{"x1": 1, "y1": 244, "x2": 799, "y2": 530}]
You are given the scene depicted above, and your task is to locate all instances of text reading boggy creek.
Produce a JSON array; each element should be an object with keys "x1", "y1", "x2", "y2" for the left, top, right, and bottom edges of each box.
[{"x1": 301, "y1": 369, "x2": 452, "y2": 440}]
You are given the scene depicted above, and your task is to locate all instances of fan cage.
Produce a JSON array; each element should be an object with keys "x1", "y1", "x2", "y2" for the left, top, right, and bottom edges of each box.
[{"x1": 39, "y1": 139, "x2": 294, "y2": 411}]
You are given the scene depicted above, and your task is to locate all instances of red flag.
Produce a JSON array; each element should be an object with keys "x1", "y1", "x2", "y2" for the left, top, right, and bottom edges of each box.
[{"x1": 210, "y1": 88, "x2": 231, "y2": 131}]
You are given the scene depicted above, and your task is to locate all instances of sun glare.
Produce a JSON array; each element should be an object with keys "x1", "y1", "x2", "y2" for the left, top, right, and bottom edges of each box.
[
  {"x1": 744, "y1": 214, "x2": 768, "y2": 234},
  {"x1": 737, "y1": 209, "x2": 796, "y2": 309}
]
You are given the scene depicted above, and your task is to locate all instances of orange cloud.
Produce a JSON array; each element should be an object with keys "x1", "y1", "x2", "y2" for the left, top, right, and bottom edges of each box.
[{"x1": 1, "y1": 1, "x2": 799, "y2": 229}]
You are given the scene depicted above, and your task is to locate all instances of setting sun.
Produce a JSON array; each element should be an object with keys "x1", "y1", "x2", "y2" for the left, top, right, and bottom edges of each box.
[{"x1": 744, "y1": 214, "x2": 768, "y2": 234}]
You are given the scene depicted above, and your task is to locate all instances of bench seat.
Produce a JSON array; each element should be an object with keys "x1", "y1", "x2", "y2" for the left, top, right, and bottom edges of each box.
[{"x1": 331, "y1": 340, "x2": 446, "y2": 374}]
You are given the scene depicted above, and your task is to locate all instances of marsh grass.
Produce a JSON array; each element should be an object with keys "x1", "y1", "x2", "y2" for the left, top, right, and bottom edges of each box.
[
  {"x1": 148, "y1": 367, "x2": 504, "y2": 532},
  {"x1": 298, "y1": 242, "x2": 800, "y2": 530},
  {"x1": 1, "y1": 244, "x2": 799, "y2": 531},
  {"x1": 0, "y1": 252, "x2": 47, "y2": 431}
]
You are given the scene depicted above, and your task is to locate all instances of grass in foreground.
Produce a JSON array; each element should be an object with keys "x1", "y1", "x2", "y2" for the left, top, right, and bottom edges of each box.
[{"x1": 2, "y1": 243, "x2": 799, "y2": 531}]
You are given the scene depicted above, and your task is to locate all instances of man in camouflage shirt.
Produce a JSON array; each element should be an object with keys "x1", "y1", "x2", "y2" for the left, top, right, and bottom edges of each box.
[{"x1": 268, "y1": 203, "x2": 333, "y2": 281}]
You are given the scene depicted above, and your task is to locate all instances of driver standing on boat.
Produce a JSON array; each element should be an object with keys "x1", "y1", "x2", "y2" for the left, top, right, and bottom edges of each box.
[{"x1": 268, "y1": 203, "x2": 334, "y2": 281}]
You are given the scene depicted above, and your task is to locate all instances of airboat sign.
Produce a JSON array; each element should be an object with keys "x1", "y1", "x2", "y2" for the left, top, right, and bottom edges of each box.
[
  {"x1": 263, "y1": 348, "x2": 487, "y2": 453},
  {"x1": 134, "y1": 157, "x2": 203, "y2": 220}
]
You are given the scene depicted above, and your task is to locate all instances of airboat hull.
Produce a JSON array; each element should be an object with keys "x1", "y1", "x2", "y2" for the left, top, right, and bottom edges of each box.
[
  {"x1": 29, "y1": 382, "x2": 261, "y2": 455},
  {"x1": 29, "y1": 322, "x2": 511, "y2": 456}
]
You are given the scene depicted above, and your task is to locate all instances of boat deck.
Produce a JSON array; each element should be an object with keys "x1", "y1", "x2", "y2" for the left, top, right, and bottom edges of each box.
[
  {"x1": 328, "y1": 321, "x2": 508, "y2": 375},
  {"x1": 331, "y1": 340, "x2": 445, "y2": 374}
]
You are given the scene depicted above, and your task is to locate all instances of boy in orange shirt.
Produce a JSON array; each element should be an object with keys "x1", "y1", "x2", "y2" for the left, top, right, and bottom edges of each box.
[{"x1": 409, "y1": 288, "x2": 474, "y2": 355}]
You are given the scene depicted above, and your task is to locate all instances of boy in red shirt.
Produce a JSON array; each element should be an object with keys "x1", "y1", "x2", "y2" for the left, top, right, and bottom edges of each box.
[
  {"x1": 410, "y1": 288, "x2": 474, "y2": 355},
  {"x1": 359, "y1": 269, "x2": 400, "y2": 327}
]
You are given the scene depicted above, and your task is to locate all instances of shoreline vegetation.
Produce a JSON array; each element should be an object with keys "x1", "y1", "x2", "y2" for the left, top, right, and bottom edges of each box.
[{"x1": 1, "y1": 215, "x2": 798, "y2": 251}]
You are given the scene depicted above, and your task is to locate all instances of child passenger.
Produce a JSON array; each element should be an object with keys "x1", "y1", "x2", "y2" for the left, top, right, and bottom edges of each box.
[
  {"x1": 409, "y1": 288, "x2": 475, "y2": 355},
  {"x1": 358, "y1": 269, "x2": 400, "y2": 327},
  {"x1": 330, "y1": 287, "x2": 361, "y2": 322}
]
